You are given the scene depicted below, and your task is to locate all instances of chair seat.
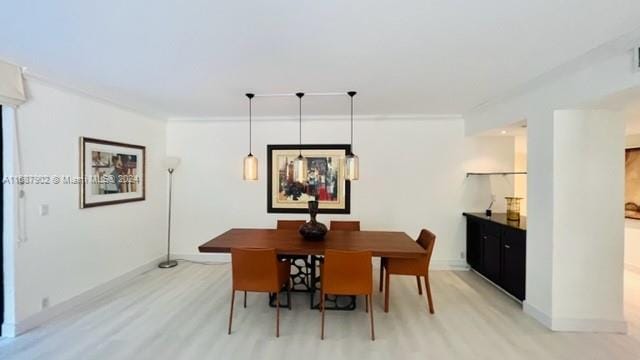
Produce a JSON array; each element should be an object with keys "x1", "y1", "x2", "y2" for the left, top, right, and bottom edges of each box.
[{"x1": 383, "y1": 256, "x2": 428, "y2": 276}]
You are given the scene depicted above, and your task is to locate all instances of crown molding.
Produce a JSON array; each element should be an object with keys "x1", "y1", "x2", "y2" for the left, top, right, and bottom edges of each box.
[
  {"x1": 167, "y1": 113, "x2": 463, "y2": 122},
  {"x1": 22, "y1": 70, "x2": 166, "y2": 122}
]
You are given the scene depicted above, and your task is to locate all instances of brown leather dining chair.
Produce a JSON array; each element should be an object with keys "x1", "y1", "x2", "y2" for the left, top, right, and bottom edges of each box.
[
  {"x1": 329, "y1": 220, "x2": 361, "y2": 231},
  {"x1": 229, "y1": 248, "x2": 291, "y2": 337},
  {"x1": 320, "y1": 249, "x2": 375, "y2": 341},
  {"x1": 380, "y1": 229, "x2": 436, "y2": 314},
  {"x1": 277, "y1": 220, "x2": 306, "y2": 230}
]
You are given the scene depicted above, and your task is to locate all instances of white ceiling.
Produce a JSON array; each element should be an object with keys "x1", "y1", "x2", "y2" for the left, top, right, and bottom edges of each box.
[{"x1": 2, "y1": 1, "x2": 640, "y2": 119}]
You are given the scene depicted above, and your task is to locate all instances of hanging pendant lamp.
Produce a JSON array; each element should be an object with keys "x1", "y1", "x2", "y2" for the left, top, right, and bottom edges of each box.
[
  {"x1": 345, "y1": 91, "x2": 359, "y2": 180},
  {"x1": 292, "y1": 92, "x2": 307, "y2": 183},
  {"x1": 243, "y1": 93, "x2": 258, "y2": 180}
]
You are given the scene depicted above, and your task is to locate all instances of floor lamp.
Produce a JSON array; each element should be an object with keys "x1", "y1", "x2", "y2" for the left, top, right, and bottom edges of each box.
[{"x1": 159, "y1": 156, "x2": 181, "y2": 268}]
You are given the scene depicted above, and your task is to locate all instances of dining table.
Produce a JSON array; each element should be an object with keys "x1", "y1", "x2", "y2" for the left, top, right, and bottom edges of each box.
[{"x1": 199, "y1": 228, "x2": 427, "y2": 310}]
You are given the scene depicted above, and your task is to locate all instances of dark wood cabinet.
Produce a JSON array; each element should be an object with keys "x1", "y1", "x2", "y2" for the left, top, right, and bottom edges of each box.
[
  {"x1": 482, "y1": 232, "x2": 502, "y2": 284},
  {"x1": 465, "y1": 219, "x2": 482, "y2": 270},
  {"x1": 464, "y1": 213, "x2": 526, "y2": 301},
  {"x1": 501, "y1": 228, "x2": 526, "y2": 300}
]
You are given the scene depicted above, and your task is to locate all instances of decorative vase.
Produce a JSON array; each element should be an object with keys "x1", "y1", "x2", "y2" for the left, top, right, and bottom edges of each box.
[
  {"x1": 299, "y1": 200, "x2": 328, "y2": 241},
  {"x1": 505, "y1": 197, "x2": 523, "y2": 221}
]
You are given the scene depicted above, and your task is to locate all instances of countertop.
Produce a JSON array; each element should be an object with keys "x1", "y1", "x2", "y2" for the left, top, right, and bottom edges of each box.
[{"x1": 463, "y1": 212, "x2": 527, "y2": 231}]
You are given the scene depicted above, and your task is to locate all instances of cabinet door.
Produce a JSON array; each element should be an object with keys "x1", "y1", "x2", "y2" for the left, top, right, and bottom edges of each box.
[
  {"x1": 501, "y1": 229, "x2": 526, "y2": 300},
  {"x1": 466, "y1": 218, "x2": 482, "y2": 270},
  {"x1": 481, "y1": 232, "x2": 502, "y2": 284}
]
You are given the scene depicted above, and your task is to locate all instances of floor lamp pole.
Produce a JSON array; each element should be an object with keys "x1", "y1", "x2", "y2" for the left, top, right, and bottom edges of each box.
[{"x1": 159, "y1": 167, "x2": 178, "y2": 268}]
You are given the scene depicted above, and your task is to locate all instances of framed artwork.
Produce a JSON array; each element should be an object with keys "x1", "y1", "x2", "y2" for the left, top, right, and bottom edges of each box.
[
  {"x1": 626, "y1": 147, "x2": 640, "y2": 219},
  {"x1": 267, "y1": 144, "x2": 351, "y2": 214},
  {"x1": 80, "y1": 137, "x2": 145, "y2": 208}
]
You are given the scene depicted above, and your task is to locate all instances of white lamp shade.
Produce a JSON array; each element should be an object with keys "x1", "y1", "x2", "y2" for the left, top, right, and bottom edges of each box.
[
  {"x1": 345, "y1": 154, "x2": 359, "y2": 181},
  {"x1": 243, "y1": 154, "x2": 258, "y2": 180},
  {"x1": 165, "y1": 156, "x2": 181, "y2": 171},
  {"x1": 293, "y1": 155, "x2": 307, "y2": 183}
]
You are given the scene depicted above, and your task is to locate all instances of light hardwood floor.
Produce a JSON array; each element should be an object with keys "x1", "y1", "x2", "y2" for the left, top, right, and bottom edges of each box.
[{"x1": 1, "y1": 262, "x2": 639, "y2": 360}]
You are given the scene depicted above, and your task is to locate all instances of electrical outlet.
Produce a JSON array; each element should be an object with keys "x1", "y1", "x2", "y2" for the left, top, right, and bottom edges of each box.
[
  {"x1": 39, "y1": 204, "x2": 49, "y2": 216},
  {"x1": 41, "y1": 297, "x2": 50, "y2": 309}
]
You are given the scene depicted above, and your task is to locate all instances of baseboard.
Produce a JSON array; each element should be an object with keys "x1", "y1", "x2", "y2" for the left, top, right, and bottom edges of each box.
[
  {"x1": 523, "y1": 301, "x2": 628, "y2": 333},
  {"x1": 523, "y1": 301, "x2": 553, "y2": 329},
  {"x1": 625, "y1": 262, "x2": 640, "y2": 274},
  {"x1": 550, "y1": 317, "x2": 628, "y2": 333},
  {"x1": 173, "y1": 253, "x2": 230, "y2": 263},
  {"x1": 430, "y1": 259, "x2": 469, "y2": 271},
  {"x1": 1, "y1": 255, "x2": 165, "y2": 338}
]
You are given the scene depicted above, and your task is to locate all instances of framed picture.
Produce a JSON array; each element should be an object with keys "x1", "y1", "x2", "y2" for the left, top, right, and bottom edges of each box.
[
  {"x1": 267, "y1": 144, "x2": 351, "y2": 214},
  {"x1": 80, "y1": 137, "x2": 145, "y2": 208},
  {"x1": 626, "y1": 147, "x2": 640, "y2": 219}
]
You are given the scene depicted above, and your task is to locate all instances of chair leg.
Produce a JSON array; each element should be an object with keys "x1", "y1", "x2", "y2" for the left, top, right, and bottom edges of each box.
[
  {"x1": 379, "y1": 258, "x2": 384, "y2": 292},
  {"x1": 384, "y1": 270, "x2": 390, "y2": 313},
  {"x1": 369, "y1": 293, "x2": 375, "y2": 341},
  {"x1": 276, "y1": 293, "x2": 280, "y2": 337},
  {"x1": 228, "y1": 290, "x2": 235, "y2": 335},
  {"x1": 424, "y1": 275, "x2": 435, "y2": 314},
  {"x1": 320, "y1": 291, "x2": 326, "y2": 340},
  {"x1": 416, "y1": 276, "x2": 423, "y2": 295},
  {"x1": 287, "y1": 283, "x2": 292, "y2": 310},
  {"x1": 365, "y1": 295, "x2": 369, "y2": 313},
  {"x1": 243, "y1": 291, "x2": 247, "y2": 308}
]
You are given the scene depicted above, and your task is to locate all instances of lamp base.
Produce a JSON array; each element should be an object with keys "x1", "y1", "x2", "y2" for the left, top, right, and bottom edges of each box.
[{"x1": 158, "y1": 260, "x2": 178, "y2": 269}]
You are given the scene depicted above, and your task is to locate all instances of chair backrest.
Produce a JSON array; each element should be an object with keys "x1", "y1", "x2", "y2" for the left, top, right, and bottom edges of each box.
[
  {"x1": 329, "y1": 220, "x2": 361, "y2": 231},
  {"x1": 231, "y1": 248, "x2": 279, "y2": 292},
  {"x1": 277, "y1": 220, "x2": 306, "y2": 230},
  {"x1": 416, "y1": 229, "x2": 436, "y2": 268},
  {"x1": 322, "y1": 250, "x2": 372, "y2": 295}
]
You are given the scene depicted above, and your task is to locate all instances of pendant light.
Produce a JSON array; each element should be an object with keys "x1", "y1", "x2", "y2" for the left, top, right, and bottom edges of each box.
[
  {"x1": 345, "y1": 91, "x2": 359, "y2": 180},
  {"x1": 292, "y1": 92, "x2": 307, "y2": 183},
  {"x1": 243, "y1": 93, "x2": 258, "y2": 180}
]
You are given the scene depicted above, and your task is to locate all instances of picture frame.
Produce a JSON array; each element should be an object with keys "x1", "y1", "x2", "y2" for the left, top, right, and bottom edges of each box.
[
  {"x1": 267, "y1": 144, "x2": 351, "y2": 214},
  {"x1": 79, "y1": 137, "x2": 146, "y2": 208},
  {"x1": 626, "y1": 147, "x2": 640, "y2": 219}
]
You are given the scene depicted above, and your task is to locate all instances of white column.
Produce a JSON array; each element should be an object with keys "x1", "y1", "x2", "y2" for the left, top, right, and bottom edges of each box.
[{"x1": 550, "y1": 109, "x2": 626, "y2": 332}]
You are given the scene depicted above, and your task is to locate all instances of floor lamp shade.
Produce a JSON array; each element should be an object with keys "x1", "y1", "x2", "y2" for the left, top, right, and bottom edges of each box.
[
  {"x1": 243, "y1": 154, "x2": 258, "y2": 180},
  {"x1": 345, "y1": 153, "x2": 359, "y2": 181},
  {"x1": 165, "y1": 156, "x2": 181, "y2": 171}
]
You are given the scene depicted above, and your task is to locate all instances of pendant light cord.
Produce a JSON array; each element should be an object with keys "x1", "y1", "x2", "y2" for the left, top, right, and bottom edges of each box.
[
  {"x1": 246, "y1": 93, "x2": 254, "y2": 155},
  {"x1": 347, "y1": 91, "x2": 356, "y2": 155},
  {"x1": 296, "y1": 92, "x2": 304, "y2": 155}
]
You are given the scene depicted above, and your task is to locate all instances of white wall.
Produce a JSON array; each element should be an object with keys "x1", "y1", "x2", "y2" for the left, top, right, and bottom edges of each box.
[
  {"x1": 3, "y1": 79, "x2": 167, "y2": 334},
  {"x1": 514, "y1": 135, "x2": 527, "y2": 216},
  {"x1": 166, "y1": 117, "x2": 516, "y2": 268}
]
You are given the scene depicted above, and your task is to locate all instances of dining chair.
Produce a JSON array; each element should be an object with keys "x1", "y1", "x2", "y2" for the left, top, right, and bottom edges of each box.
[
  {"x1": 380, "y1": 229, "x2": 436, "y2": 314},
  {"x1": 277, "y1": 220, "x2": 306, "y2": 230},
  {"x1": 329, "y1": 220, "x2": 361, "y2": 231},
  {"x1": 320, "y1": 249, "x2": 374, "y2": 341},
  {"x1": 229, "y1": 248, "x2": 291, "y2": 337}
]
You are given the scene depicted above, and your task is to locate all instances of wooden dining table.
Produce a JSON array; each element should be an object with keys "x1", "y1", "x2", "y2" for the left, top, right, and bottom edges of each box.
[{"x1": 199, "y1": 228, "x2": 427, "y2": 310}]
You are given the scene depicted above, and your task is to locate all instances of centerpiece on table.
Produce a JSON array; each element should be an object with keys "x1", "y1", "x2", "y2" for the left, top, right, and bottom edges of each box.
[{"x1": 299, "y1": 200, "x2": 328, "y2": 241}]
